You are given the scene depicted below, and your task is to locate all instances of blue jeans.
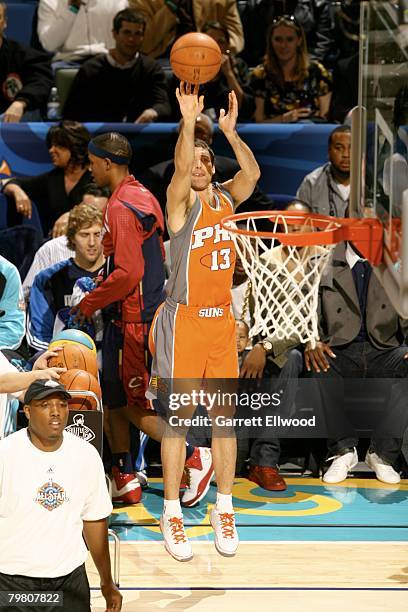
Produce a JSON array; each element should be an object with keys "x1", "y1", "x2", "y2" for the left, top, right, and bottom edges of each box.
[{"x1": 311, "y1": 342, "x2": 408, "y2": 464}]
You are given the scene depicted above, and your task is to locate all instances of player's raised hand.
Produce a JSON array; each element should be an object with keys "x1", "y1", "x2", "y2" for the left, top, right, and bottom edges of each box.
[
  {"x1": 219, "y1": 91, "x2": 238, "y2": 136},
  {"x1": 175, "y1": 81, "x2": 204, "y2": 123}
]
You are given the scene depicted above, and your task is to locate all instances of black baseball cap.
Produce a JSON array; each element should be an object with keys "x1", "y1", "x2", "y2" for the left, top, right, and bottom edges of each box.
[{"x1": 24, "y1": 379, "x2": 71, "y2": 404}]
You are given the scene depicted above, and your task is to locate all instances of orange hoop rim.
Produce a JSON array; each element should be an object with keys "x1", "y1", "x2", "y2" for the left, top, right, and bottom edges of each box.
[{"x1": 221, "y1": 210, "x2": 384, "y2": 264}]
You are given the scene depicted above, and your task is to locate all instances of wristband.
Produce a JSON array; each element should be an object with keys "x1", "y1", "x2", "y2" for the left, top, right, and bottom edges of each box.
[{"x1": 69, "y1": 5, "x2": 79, "y2": 14}]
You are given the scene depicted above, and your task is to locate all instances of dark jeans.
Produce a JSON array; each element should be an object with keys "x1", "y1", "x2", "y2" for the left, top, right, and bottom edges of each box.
[
  {"x1": 250, "y1": 348, "x2": 303, "y2": 467},
  {"x1": 0, "y1": 564, "x2": 90, "y2": 612},
  {"x1": 311, "y1": 342, "x2": 408, "y2": 464}
]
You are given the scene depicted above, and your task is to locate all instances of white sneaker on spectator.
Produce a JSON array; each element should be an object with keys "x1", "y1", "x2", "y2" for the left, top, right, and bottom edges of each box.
[
  {"x1": 210, "y1": 507, "x2": 238, "y2": 557},
  {"x1": 323, "y1": 448, "x2": 358, "y2": 484},
  {"x1": 160, "y1": 513, "x2": 193, "y2": 562},
  {"x1": 181, "y1": 447, "x2": 214, "y2": 507},
  {"x1": 365, "y1": 450, "x2": 401, "y2": 484}
]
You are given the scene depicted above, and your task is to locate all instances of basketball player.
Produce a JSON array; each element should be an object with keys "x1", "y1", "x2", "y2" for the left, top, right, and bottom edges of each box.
[
  {"x1": 148, "y1": 83, "x2": 260, "y2": 561},
  {"x1": 71, "y1": 132, "x2": 166, "y2": 504}
]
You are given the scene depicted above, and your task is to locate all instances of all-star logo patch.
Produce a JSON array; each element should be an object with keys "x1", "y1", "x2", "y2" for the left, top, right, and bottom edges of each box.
[
  {"x1": 65, "y1": 413, "x2": 95, "y2": 443},
  {"x1": 35, "y1": 476, "x2": 69, "y2": 512}
]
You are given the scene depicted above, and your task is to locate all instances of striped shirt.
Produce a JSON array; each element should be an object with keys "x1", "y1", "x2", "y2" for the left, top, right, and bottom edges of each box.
[{"x1": 23, "y1": 236, "x2": 74, "y2": 300}]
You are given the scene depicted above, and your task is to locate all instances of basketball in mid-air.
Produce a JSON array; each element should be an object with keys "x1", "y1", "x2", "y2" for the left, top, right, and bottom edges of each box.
[
  {"x1": 48, "y1": 342, "x2": 98, "y2": 379},
  {"x1": 170, "y1": 32, "x2": 222, "y2": 84},
  {"x1": 60, "y1": 369, "x2": 101, "y2": 410}
]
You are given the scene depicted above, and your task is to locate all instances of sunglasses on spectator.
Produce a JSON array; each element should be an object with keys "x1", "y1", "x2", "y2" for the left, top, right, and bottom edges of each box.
[{"x1": 271, "y1": 14, "x2": 302, "y2": 29}]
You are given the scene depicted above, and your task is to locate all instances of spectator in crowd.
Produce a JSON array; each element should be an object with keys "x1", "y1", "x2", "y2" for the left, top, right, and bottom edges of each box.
[
  {"x1": 22, "y1": 185, "x2": 110, "y2": 301},
  {"x1": 63, "y1": 9, "x2": 171, "y2": 124},
  {"x1": 199, "y1": 21, "x2": 254, "y2": 121},
  {"x1": 305, "y1": 240, "x2": 408, "y2": 485},
  {"x1": 140, "y1": 112, "x2": 273, "y2": 216},
  {"x1": 37, "y1": 0, "x2": 128, "y2": 68},
  {"x1": 251, "y1": 16, "x2": 332, "y2": 123},
  {"x1": 236, "y1": 319, "x2": 250, "y2": 369},
  {"x1": 0, "y1": 2, "x2": 52, "y2": 122},
  {"x1": 382, "y1": 85, "x2": 408, "y2": 215},
  {"x1": 296, "y1": 125, "x2": 351, "y2": 216},
  {"x1": 2, "y1": 121, "x2": 93, "y2": 236},
  {"x1": 0, "y1": 255, "x2": 25, "y2": 351},
  {"x1": 129, "y1": 0, "x2": 244, "y2": 58},
  {"x1": 0, "y1": 349, "x2": 65, "y2": 439},
  {"x1": 0, "y1": 378, "x2": 121, "y2": 611},
  {"x1": 26, "y1": 203, "x2": 104, "y2": 352},
  {"x1": 239, "y1": 0, "x2": 334, "y2": 68}
]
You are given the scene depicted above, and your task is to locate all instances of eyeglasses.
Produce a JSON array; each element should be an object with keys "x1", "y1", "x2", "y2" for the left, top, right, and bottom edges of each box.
[{"x1": 271, "y1": 14, "x2": 302, "y2": 29}]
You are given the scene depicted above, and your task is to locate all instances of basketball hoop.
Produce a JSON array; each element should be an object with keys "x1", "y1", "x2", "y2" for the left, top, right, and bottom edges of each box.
[{"x1": 222, "y1": 210, "x2": 383, "y2": 348}]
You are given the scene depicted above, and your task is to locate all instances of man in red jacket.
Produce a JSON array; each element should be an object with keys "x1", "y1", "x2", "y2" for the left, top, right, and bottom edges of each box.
[
  {"x1": 72, "y1": 132, "x2": 166, "y2": 503},
  {"x1": 73, "y1": 132, "x2": 213, "y2": 507}
]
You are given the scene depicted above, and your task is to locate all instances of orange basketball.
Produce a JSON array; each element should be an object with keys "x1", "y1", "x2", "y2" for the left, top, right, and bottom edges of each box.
[
  {"x1": 48, "y1": 342, "x2": 98, "y2": 379},
  {"x1": 170, "y1": 32, "x2": 222, "y2": 84},
  {"x1": 60, "y1": 369, "x2": 101, "y2": 411}
]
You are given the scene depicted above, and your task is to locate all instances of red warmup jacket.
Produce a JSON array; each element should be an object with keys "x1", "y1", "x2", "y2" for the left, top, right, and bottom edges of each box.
[{"x1": 78, "y1": 175, "x2": 165, "y2": 323}]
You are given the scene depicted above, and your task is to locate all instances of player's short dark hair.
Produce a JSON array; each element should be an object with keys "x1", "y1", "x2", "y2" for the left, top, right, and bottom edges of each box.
[
  {"x1": 46, "y1": 121, "x2": 90, "y2": 168},
  {"x1": 91, "y1": 132, "x2": 132, "y2": 161},
  {"x1": 82, "y1": 184, "x2": 110, "y2": 198},
  {"x1": 284, "y1": 199, "x2": 312, "y2": 213},
  {"x1": 113, "y1": 8, "x2": 146, "y2": 33},
  {"x1": 328, "y1": 125, "x2": 351, "y2": 146},
  {"x1": 194, "y1": 139, "x2": 215, "y2": 166}
]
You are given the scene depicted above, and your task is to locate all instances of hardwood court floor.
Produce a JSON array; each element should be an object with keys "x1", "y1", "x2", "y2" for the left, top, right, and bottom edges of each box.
[{"x1": 87, "y1": 541, "x2": 408, "y2": 611}]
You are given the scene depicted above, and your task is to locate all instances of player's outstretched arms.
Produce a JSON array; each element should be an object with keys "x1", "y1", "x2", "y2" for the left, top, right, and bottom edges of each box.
[
  {"x1": 167, "y1": 82, "x2": 203, "y2": 233},
  {"x1": 219, "y1": 91, "x2": 261, "y2": 208}
]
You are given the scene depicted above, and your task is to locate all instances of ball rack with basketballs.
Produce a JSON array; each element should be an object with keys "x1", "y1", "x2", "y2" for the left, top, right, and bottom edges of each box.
[{"x1": 48, "y1": 329, "x2": 104, "y2": 457}]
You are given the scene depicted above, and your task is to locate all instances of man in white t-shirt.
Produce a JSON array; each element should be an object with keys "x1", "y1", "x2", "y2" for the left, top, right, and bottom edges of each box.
[
  {"x1": 0, "y1": 379, "x2": 122, "y2": 611},
  {"x1": 296, "y1": 125, "x2": 351, "y2": 217}
]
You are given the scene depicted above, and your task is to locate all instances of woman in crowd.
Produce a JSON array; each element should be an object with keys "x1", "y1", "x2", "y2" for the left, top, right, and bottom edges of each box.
[
  {"x1": 251, "y1": 15, "x2": 332, "y2": 123},
  {"x1": 2, "y1": 121, "x2": 93, "y2": 236}
]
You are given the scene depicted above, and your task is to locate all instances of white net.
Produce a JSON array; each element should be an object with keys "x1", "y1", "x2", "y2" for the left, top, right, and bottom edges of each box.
[{"x1": 225, "y1": 213, "x2": 338, "y2": 348}]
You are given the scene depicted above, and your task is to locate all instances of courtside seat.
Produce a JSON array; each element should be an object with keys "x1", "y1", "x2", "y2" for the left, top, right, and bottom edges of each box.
[{"x1": 55, "y1": 68, "x2": 79, "y2": 114}]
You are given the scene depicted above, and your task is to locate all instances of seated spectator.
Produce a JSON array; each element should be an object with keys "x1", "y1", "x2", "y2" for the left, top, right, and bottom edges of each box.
[
  {"x1": 199, "y1": 21, "x2": 254, "y2": 122},
  {"x1": 2, "y1": 121, "x2": 93, "y2": 236},
  {"x1": 0, "y1": 255, "x2": 25, "y2": 351},
  {"x1": 139, "y1": 112, "x2": 273, "y2": 216},
  {"x1": 63, "y1": 8, "x2": 171, "y2": 124},
  {"x1": 22, "y1": 185, "x2": 109, "y2": 301},
  {"x1": 240, "y1": 1, "x2": 334, "y2": 68},
  {"x1": 236, "y1": 319, "x2": 250, "y2": 369},
  {"x1": 239, "y1": 200, "x2": 310, "y2": 491},
  {"x1": 37, "y1": 0, "x2": 128, "y2": 68},
  {"x1": 251, "y1": 16, "x2": 332, "y2": 123},
  {"x1": 26, "y1": 203, "x2": 104, "y2": 352},
  {"x1": 296, "y1": 125, "x2": 351, "y2": 216},
  {"x1": 129, "y1": 0, "x2": 244, "y2": 59},
  {"x1": 0, "y1": 2, "x2": 52, "y2": 122},
  {"x1": 305, "y1": 240, "x2": 408, "y2": 485}
]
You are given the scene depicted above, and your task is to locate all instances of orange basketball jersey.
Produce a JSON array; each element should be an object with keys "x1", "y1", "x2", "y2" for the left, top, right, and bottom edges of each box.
[{"x1": 165, "y1": 184, "x2": 235, "y2": 307}]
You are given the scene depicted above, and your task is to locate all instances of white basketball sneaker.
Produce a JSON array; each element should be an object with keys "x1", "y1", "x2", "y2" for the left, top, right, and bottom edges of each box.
[
  {"x1": 210, "y1": 507, "x2": 239, "y2": 557},
  {"x1": 160, "y1": 513, "x2": 193, "y2": 562},
  {"x1": 323, "y1": 448, "x2": 358, "y2": 484},
  {"x1": 365, "y1": 450, "x2": 401, "y2": 484}
]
